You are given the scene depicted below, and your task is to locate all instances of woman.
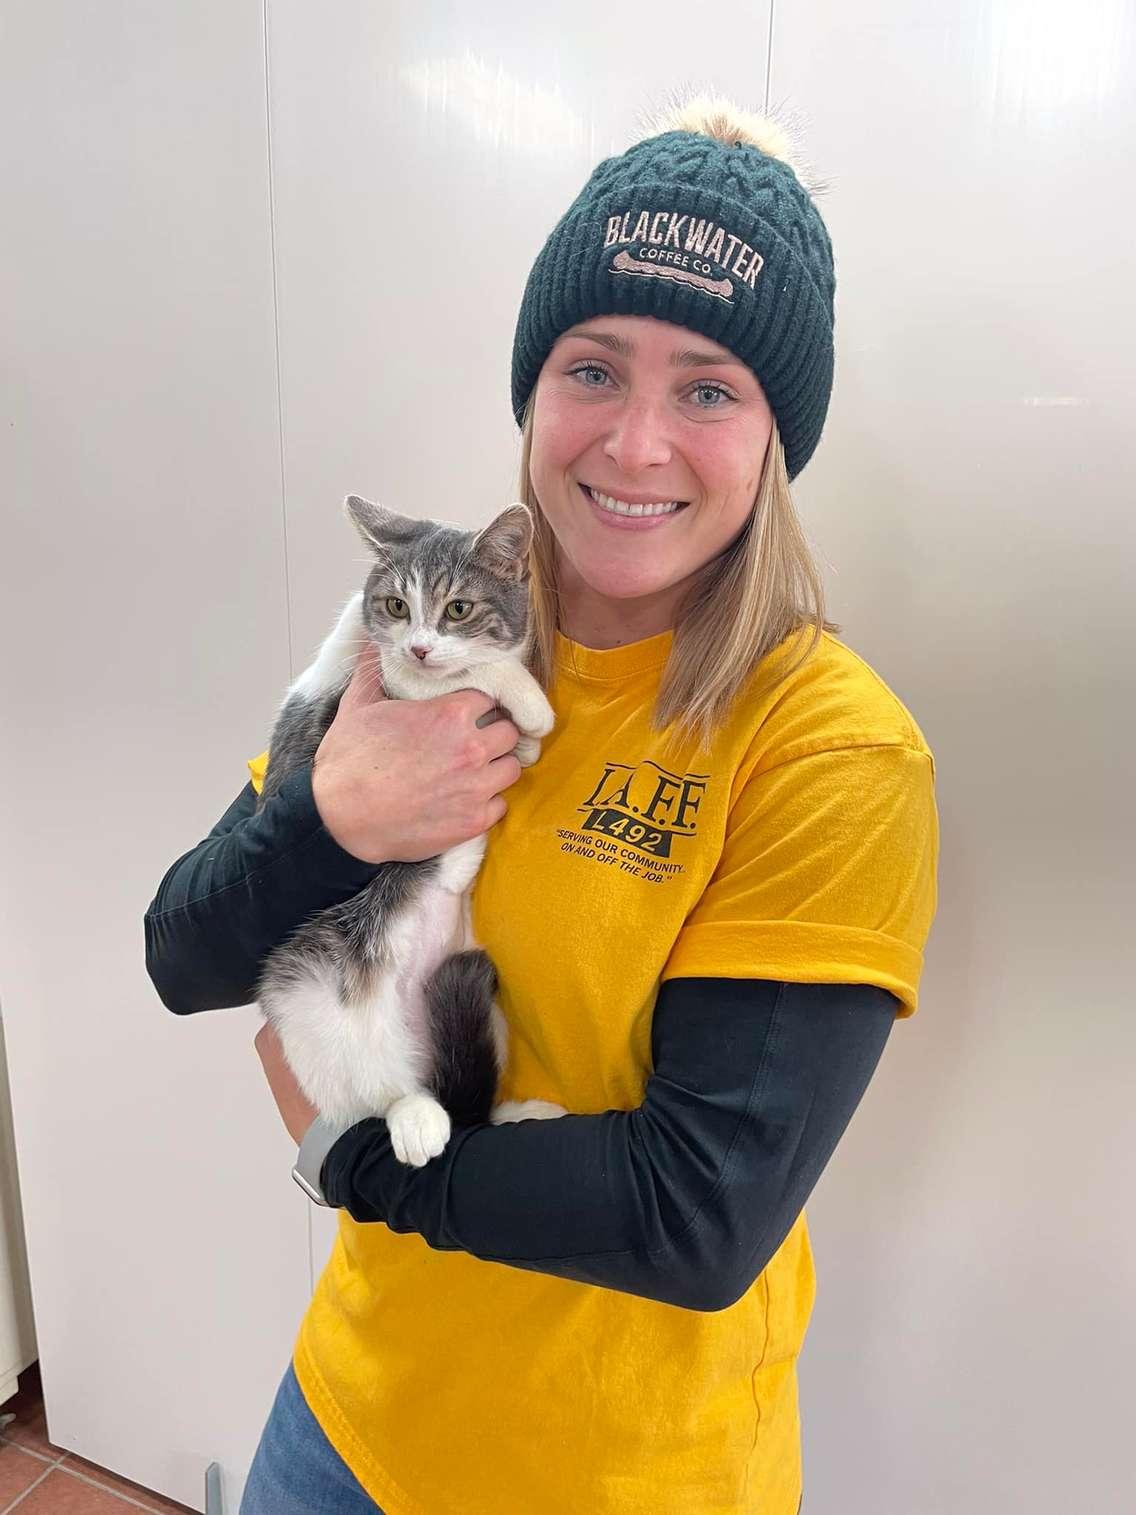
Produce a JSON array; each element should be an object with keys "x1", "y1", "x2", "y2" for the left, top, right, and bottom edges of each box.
[{"x1": 146, "y1": 97, "x2": 938, "y2": 1514}]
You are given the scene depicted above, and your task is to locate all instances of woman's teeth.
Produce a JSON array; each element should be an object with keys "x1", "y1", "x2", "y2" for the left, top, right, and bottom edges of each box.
[{"x1": 586, "y1": 486, "x2": 683, "y2": 518}]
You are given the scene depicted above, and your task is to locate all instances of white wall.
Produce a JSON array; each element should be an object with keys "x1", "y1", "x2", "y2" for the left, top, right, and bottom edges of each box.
[
  {"x1": 772, "y1": 6, "x2": 1136, "y2": 1509},
  {"x1": 1, "y1": 3, "x2": 1132, "y2": 1510}
]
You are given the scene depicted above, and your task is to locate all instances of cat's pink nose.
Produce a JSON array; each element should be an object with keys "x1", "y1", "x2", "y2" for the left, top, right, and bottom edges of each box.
[{"x1": 410, "y1": 644, "x2": 430, "y2": 661}]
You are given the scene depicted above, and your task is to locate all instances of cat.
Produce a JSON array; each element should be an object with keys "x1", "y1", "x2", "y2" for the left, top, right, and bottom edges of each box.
[{"x1": 254, "y1": 494, "x2": 563, "y2": 1167}]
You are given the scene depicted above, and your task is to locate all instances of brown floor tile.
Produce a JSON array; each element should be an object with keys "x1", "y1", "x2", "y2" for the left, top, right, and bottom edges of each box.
[
  {"x1": 0, "y1": 1441, "x2": 52, "y2": 1505},
  {"x1": 58, "y1": 1454, "x2": 200, "y2": 1515},
  {"x1": 9, "y1": 1465, "x2": 145, "y2": 1511},
  {"x1": 2, "y1": 1364, "x2": 199, "y2": 1514}
]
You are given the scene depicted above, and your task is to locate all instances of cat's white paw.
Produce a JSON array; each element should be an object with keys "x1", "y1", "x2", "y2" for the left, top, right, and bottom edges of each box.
[
  {"x1": 490, "y1": 1099, "x2": 567, "y2": 1124},
  {"x1": 516, "y1": 691, "x2": 555, "y2": 740},
  {"x1": 513, "y1": 735, "x2": 541, "y2": 767},
  {"x1": 536, "y1": 702, "x2": 556, "y2": 739},
  {"x1": 491, "y1": 670, "x2": 555, "y2": 741},
  {"x1": 386, "y1": 1093, "x2": 452, "y2": 1167}
]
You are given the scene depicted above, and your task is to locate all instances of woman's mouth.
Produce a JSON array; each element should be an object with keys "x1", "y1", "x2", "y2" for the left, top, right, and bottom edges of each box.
[{"x1": 579, "y1": 483, "x2": 689, "y2": 528}]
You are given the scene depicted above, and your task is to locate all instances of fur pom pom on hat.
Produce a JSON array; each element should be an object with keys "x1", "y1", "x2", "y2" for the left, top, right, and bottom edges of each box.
[
  {"x1": 639, "y1": 92, "x2": 827, "y2": 198},
  {"x1": 510, "y1": 93, "x2": 835, "y2": 479}
]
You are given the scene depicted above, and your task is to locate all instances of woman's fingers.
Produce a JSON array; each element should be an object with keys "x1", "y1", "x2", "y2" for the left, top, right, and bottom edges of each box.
[
  {"x1": 486, "y1": 752, "x2": 523, "y2": 793},
  {"x1": 476, "y1": 708, "x2": 523, "y2": 760}
]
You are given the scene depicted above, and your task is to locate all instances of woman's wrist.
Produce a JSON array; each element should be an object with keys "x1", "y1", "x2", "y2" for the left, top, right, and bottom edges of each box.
[
  {"x1": 308, "y1": 760, "x2": 391, "y2": 866},
  {"x1": 278, "y1": 765, "x2": 389, "y2": 879}
]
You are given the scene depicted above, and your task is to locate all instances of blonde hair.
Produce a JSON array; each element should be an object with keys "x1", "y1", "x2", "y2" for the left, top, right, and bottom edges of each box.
[{"x1": 519, "y1": 403, "x2": 840, "y2": 751}]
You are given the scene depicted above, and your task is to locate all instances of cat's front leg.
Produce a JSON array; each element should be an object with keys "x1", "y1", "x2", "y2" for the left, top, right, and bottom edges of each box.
[
  {"x1": 451, "y1": 663, "x2": 554, "y2": 755},
  {"x1": 491, "y1": 662, "x2": 555, "y2": 744}
]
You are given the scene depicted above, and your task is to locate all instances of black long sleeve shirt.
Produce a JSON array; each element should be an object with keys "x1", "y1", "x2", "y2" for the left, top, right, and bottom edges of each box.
[
  {"x1": 145, "y1": 765, "x2": 896, "y2": 1310},
  {"x1": 145, "y1": 766, "x2": 381, "y2": 1014}
]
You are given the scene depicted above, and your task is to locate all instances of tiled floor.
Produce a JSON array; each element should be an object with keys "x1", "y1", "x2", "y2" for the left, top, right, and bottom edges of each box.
[{"x1": 0, "y1": 1363, "x2": 198, "y2": 1514}]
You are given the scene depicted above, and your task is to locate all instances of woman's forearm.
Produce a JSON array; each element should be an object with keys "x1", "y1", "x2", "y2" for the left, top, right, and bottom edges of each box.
[{"x1": 322, "y1": 976, "x2": 896, "y2": 1311}]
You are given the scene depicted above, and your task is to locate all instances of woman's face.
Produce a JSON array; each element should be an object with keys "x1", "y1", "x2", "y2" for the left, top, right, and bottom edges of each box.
[{"x1": 529, "y1": 314, "x2": 773, "y2": 615}]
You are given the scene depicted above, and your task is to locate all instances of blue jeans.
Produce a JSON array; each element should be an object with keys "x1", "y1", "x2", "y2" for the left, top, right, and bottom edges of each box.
[{"x1": 240, "y1": 1359, "x2": 385, "y2": 1514}]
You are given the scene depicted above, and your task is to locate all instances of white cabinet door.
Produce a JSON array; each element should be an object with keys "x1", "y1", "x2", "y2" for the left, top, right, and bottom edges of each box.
[{"x1": 0, "y1": 5, "x2": 311, "y2": 1510}]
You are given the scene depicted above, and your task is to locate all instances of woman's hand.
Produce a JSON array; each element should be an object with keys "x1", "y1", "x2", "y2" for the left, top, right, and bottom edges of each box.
[
  {"x1": 254, "y1": 1021, "x2": 318, "y2": 1145},
  {"x1": 311, "y1": 639, "x2": 524, "y2": 864}
]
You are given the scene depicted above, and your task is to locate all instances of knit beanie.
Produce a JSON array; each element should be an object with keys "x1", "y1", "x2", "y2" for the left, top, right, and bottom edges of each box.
[{"x1": 510, "y1": 96, "x2": 835, "y2": 480}]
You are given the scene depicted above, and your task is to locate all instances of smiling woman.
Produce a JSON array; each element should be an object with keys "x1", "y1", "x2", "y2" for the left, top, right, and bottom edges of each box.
[
  {"x1": 147, "y1": 90, "x2": 938, "y2": 1515},
  {"x1": 274, "y1": 94, "x2": 935, "y2": 1515}
]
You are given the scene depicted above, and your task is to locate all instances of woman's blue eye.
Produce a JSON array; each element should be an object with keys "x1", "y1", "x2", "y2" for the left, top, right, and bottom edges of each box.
[
  {"x1": 692, "y1": 382, "x2": 732, "y2": 408},
  {"x1": 569, "y1": 363, "x2": 611, "y2": 388}
]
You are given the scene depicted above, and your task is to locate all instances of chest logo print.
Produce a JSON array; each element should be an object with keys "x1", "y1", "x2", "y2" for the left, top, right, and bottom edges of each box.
[{"x1": 578, "y1": 760, "x2": 708, "y2": 858}]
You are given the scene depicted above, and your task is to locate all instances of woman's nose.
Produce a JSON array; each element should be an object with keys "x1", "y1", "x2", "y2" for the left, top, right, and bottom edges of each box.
[{"x1": 601, "y1": 395, "x2": 673, "y2": 476}]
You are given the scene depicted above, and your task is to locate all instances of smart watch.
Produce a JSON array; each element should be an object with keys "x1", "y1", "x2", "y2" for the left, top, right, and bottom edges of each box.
[{"x1": 291, "y1": 1114, "x2": 352, "y2": 1207}]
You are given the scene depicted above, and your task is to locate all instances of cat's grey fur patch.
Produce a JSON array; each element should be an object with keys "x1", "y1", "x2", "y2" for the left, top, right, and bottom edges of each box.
[{"x1": 255, "y1": 686, "x2": 342, "y2": 809}]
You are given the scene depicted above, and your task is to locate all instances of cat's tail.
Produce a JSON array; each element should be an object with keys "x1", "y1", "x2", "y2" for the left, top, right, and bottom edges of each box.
[{"x1": 423, "y1": 949, "x2": 500, "y2": 1127}]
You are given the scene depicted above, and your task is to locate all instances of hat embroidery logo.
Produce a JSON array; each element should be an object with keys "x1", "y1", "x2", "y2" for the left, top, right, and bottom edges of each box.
[
  {"x1": 611, "y1": 250, "x2": 733, "y2": 302},
  {"x1": 602, "y1": 210, "x2": 765, "y2": 306}
]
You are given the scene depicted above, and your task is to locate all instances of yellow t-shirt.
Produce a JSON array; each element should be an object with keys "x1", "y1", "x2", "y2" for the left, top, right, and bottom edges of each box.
[{"x1": 247, "y1": 626, "x2": 938, "y2": 1515}]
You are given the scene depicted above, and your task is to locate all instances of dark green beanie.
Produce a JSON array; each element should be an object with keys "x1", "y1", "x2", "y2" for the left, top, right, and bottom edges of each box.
[{"x1": 510, "y1": 111, "x2": 835, "y2": 480}]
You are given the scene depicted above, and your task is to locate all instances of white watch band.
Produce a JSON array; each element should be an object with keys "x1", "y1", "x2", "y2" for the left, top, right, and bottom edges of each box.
[{"x1": 292, "y1": 1115, "x2": 352, "y2": 1207}]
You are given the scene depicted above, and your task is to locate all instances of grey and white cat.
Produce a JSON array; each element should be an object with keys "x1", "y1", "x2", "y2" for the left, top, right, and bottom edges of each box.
[{"x1": 254, "y1": 494, "x2": 562, "y2": 1166}]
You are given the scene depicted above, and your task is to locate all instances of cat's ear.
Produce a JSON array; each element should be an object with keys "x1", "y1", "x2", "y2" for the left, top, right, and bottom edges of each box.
[
  {"x1": 470, "y1": 503, "x2": 533, "y2": 582},
  {"x1": 343, "y1": 494, "x2": 415, "y2": 560}
]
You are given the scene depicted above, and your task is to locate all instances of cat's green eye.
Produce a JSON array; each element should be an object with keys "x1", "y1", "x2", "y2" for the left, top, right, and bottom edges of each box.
[
  {"x1": 444, "y1": 600, "x2": 473, "y2": 622},
  {"x1": 385, "y1": 597, "x2": 409, "y2": 619}
]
